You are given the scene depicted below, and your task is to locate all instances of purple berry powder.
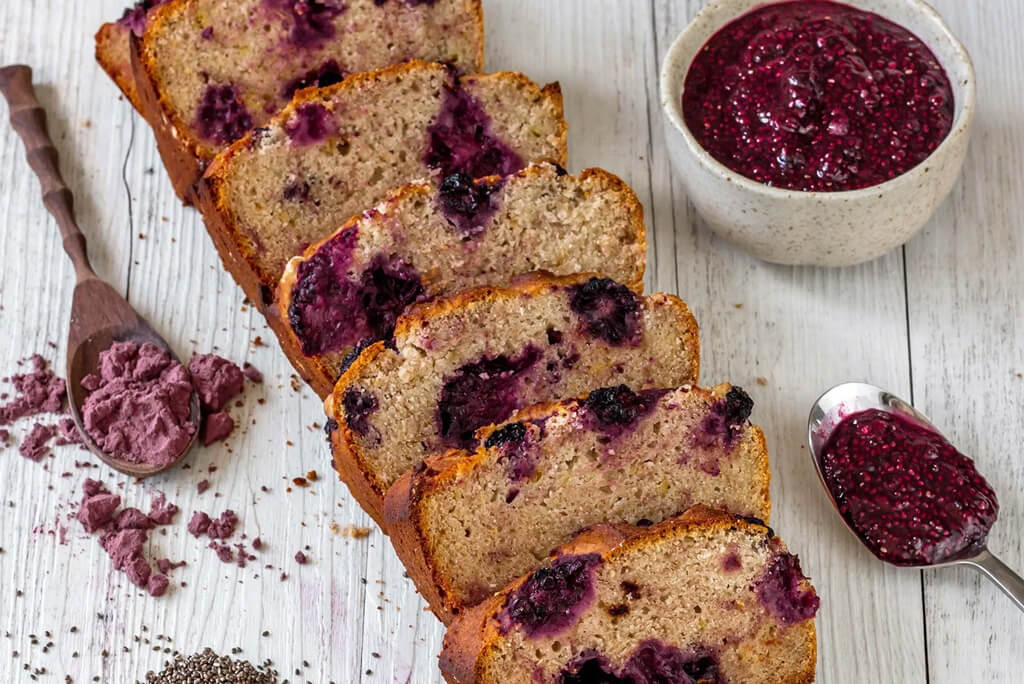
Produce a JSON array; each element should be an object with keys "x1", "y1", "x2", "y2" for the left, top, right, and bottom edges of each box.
[
  {"x1": 691, "y1": 387, "x2": 754, "y2": 452},
  {"x1": 436, "y1": 173, "x2": 503, "y2": 238},
  {"x1": 0, "y1": 354, "x2": 66, "y2": 426},
  {"x1": 80, "y1": 341, "x2": 195, "y2": 467}
]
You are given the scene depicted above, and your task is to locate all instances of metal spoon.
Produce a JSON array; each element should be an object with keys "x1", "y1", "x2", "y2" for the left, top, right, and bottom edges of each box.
[
  {"x1": 807, "y1": 382, "x2": 1024, "y2": 613},
  {"x1": 0, "y1": 64, "x2": 199, "y2": 478}
]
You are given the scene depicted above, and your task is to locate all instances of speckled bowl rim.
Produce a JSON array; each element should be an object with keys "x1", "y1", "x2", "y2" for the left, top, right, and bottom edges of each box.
[{"x1": 660, "y1": 0, "x2": 977, "y2": 201}]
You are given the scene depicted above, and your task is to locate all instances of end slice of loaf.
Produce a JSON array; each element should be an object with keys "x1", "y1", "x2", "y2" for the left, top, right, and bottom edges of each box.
[
  {"x1": 196, "y1": 60, "x2": 567, "y2": 310},
  {"x1": 130, "y1": 0, "x2": 484, "y2": 202},
  {"x1": 278, "y1": 163, "x2": 647, "y2": 397},
  {"x1": 95, "y1": 0, "x2": 168, "y2": 109},
  {"x1": 326, "y1": 273, "x2": 700, "y2": 523},
  {"x1": 440, "y1": 507, "x2": 819, "y2": 684},
  {"x1": 386, "y1": 383, "x2": 771, "y2": 623}
]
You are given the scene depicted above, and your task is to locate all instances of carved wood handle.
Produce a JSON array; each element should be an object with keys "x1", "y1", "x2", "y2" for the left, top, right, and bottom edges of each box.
[{"x1": 0, "y1": 64, "x2": 95, "y2": 282}]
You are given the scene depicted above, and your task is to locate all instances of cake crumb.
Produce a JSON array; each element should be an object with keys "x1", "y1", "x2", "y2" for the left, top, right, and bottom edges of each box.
[{"x1": 332, "y1": 522, "x2": 372, "y2": 539}]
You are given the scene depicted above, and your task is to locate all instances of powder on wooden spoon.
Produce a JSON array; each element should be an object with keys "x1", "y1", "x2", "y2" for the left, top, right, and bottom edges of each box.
[{"x1": 80, "y1": 341, "x2": 195, "y2": 467}]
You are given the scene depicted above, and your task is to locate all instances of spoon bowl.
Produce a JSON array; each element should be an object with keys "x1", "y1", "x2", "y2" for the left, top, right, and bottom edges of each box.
[
  {"x1": 808, "y1": 381, "x2": 1024, "y2": 612},
  {"x1": 0, "y1": 65, "x2": 199, "y2": 478},
  {"x1": 64, "y1": 280, "x2": 200, "y2": 478}
]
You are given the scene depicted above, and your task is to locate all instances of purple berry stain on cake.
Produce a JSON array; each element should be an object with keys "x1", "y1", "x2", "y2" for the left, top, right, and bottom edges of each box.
[
  {"x1": 437, "y1": 173, "x2": 503, "y2": 238},
  {"x1": 485, "y1": 422, "x2": 537, "y2": 483},
  {"x1": 821, "y1": 408, "x2": 999, "y2": 566},
  {"x1": 118, "y1": 0, "x2": 169, "y2": 37},
  {"x1": 437, "y1": 346, "x2": 541, "y2": 450},
  {"x1": 342, "y1": 388, "x2": 379, "y2": 438},
  {"x1": 569, "y1": 278, "x2": 643, "y2": 346},
  {"x1": 285, "y1": 103, "x2": 336, "y2": 146},
  {"x1": 500, "y1": 553, "x2": 602, "y2": 639},
  {"x1": 289, "y1": 230, "x2": 424, "y2": 356},
  {"x1": 263, "y1": 0, "x2": 346, "y2": 49},
  {"x1": 581, "y1": 385, "x2": 668, "y2": 438},
  {"x1": 281, "y1": 60, "x2": 347, "y2": 99},
  {"x1": 691, "y1": 387, "x2": 753, "y2": 451},
  {"x1": 756, "y1": 552, "x2": 820, "y2": 625},
  {"x1": 425, "y1": 85, "x2": 525, "y2": 179},
  {"x1": 195, "y1": 84, "x2": 254, "y2": 145},
  {"x1": 559, "y1": 642, "x2": 722, "y2": 684}
]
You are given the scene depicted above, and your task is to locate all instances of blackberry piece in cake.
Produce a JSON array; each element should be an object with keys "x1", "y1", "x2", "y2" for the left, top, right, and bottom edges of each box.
[
  {"x1": 326, "y1": 273, "x2": 700, "y2": 523},
  {"x1": 386, "y1": 383, "x2": 771, "y2": 622},
  {"x1": 278, "y1": 163, "x2": 647, "y2": 397},
  {"x1": 197, "y1": 60, "x2": 566, "y2": 309},
  {"x1": 440, "y1": 507, "x2": 819, "y2": 684}
]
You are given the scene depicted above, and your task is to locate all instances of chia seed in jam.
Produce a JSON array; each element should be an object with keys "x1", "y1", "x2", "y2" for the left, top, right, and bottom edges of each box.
[
  {"x1": 682, "y1": 0, "x2": 954, "y2": 191},
  {"x1": 820, "y1": 408, "x2": 998, "y2": 565}
]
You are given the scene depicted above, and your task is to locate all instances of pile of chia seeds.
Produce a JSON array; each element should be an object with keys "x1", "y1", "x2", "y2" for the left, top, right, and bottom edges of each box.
[{"x1": 142, "y1": 648, "x2": 278, "y2": 683}]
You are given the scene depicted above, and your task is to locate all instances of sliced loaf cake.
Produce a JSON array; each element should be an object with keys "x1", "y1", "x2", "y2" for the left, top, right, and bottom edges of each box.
[
  {"x1": 197, "y1": 60, "x2": 567, "y2": 309},
  {"x1": 129, "y1": 0, "x2": 485, "y2": 201},
  {"x1": 278, "y1": 163, "x2": 647, "y2": 397},
  {"x1": 440, "y1": 507, "x2": 819, "y2": 684},
  {"x1": 95, "y1": 1, "x2": 168, "y2": 109},
  {"x1": 386, "y1": 383, "x2": 771, "y2": 622},
  {"x1": 326, "y1": 273, "x2": 700, "y2": 523}
]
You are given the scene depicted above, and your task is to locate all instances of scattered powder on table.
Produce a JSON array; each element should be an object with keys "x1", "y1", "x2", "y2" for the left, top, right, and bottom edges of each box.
[
  {"x1": 0, "y1": 354, "x2": 66, "y2": 425},
  {"x1": 143, "y1": 647, "x2": 278, "y2": 683},
  {"x1": 19, "y1": 422, "x2": 58, "y2": 461},
  {"x1": 187, "y1": 509, "x2": 238, "y2": 539},
  {"x1": 188, "y1": 353, "x2": 258, "y2": 446},
  {"x1": 196, "y1": 479, "x2": 211, "y2": 495},
  {"x1": 0, "y1": 428, "x2": 9, "y2": 446},
  {"x1": 75, "y1": 479, "x2": 183, "y2": 597},
  {"x1": 294, "y1": 551, "x2": 308, "y2": 565},
  {"x1": 80, "y1": 341, "x2": 195, "y2": 467}
]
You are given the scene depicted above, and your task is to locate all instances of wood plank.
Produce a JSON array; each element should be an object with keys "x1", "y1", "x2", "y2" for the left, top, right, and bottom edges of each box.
[
  {"x1": 905, "y1": 2, "x2": 1024, "y2": 682},
  {"x1": 649, "y1": 2, "x2": 928, "y2": 682}
]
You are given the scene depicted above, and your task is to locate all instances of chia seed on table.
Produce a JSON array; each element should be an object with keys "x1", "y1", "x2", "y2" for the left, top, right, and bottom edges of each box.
[{"x1": 142, "y1": 648, "x2": 278, "y2": 683}]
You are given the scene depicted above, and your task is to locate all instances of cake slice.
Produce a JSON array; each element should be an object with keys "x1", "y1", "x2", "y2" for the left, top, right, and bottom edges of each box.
[
  {"x1": 326, "y1": 273, "x2": 700, "y2": 523},
  {"x1": 278, "y1": 163, "x2": 647, "y2": 397},
  {"x1": 386, "y1": 383, "x2": 771, "y2": 622},
  {"x1": 128, "y1": 0, "x2": 485, "y2": 202},
  {"x1": 95, "y1": 1, "x2": 168, "y2": 109},
  {"x1": 197, "y1": 60, "x2": 567, "y2": 310},
  {"x1": 440, "y1": 507, "x2": 819, "y2": 684}
]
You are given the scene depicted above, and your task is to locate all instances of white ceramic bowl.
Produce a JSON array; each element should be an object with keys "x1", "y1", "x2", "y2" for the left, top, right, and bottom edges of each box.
[{"x1": 660, "y1": 0, "x2": 976, "y2": 267}]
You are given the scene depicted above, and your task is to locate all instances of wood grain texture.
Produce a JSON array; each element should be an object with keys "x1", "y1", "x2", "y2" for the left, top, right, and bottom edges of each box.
[
  {"x1": 0, "y1": 1, "x2": 1019, "y2": 682},
  {"x1": 905, "y1": 2, "x2": 1024, "y2": 682}
]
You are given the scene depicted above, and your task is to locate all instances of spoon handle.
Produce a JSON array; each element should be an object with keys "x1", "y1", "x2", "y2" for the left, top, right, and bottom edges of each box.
[
  {"x1": 0, "y1": 64, "x2": 96, "y2": 282},
  {"x1": 966, "y1": 549, "x2": 1024, "y2": 613}
]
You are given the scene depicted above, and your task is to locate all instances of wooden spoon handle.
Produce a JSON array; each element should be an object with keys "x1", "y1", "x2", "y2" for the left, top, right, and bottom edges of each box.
[{"x1": 0, "y1": 64, "x2": 95, "y2": 282}]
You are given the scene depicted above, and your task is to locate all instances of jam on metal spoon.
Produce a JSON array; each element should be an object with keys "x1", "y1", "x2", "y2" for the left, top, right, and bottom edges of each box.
[{"x1": 808, "y1": 383, "x2": 1023, "y2": 612}]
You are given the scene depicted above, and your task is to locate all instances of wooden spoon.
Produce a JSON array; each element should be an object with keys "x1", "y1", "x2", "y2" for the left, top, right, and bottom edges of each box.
[{"x1": 0, "y1": 64, "x2": 199, "y2": 478}]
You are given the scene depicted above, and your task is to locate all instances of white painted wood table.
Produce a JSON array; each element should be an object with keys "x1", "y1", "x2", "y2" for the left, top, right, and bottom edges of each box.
[{"x1": 1, "y1": 1, "x2": 1021, "y2": 682}]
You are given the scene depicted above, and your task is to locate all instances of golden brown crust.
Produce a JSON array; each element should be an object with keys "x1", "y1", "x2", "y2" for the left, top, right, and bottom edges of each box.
[
  {"x1": 95, "y1": 22, "x2": 142, "y2": 110},
  {"x1": 329, "y1": 272, "x2": 700, "y2": 523},
  {"x1": 198, "y1": 60, "x2": 567, "y2": 319},
  {"x1": 275, "y1": 164, "x2": 647, "y2": 398},
  {"x1": 384, "y1": 448, "x2": 473, "y2": 621},
  {"x1": 441, "y1": 508, "x2": 818, "y2": 684}
]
